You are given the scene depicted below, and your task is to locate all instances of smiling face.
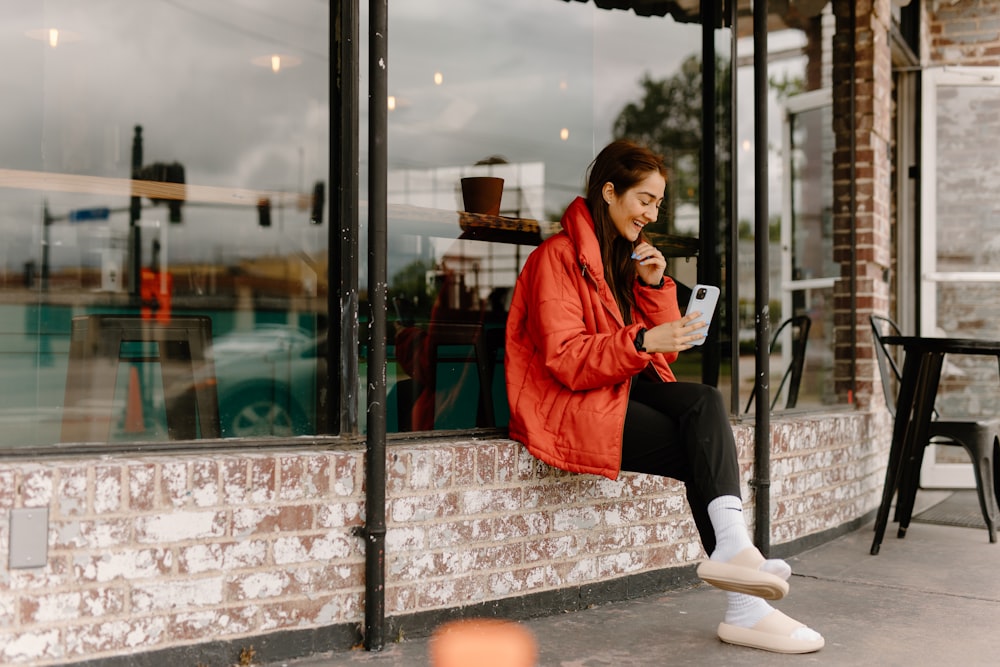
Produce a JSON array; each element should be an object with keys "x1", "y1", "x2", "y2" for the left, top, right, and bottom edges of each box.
[{"x1": 602, "y1": 171, "x2": 666, "y2": 243}]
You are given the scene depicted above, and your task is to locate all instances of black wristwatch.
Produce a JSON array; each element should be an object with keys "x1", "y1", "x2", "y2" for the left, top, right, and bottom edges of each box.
[
  {"x1": 639, "y1": 276, "x2": 665, "y2": 289},
  {"x1": 634, "y1": 327, "x2": 648, "y2": 352}
]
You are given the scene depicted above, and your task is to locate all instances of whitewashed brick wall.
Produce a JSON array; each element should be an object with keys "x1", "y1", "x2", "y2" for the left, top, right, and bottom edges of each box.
[{"x1": 0, "y1": 410, "x2": 887, "y2": 665}]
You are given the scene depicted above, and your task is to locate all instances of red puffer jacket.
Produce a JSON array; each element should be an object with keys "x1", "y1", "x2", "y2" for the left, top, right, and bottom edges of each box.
[{"x1": 505, "y1": 197, "x2": 682, "y2": 480}]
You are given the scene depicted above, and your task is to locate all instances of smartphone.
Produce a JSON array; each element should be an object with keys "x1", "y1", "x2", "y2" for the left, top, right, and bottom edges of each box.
[{"x1": 684, "y1": 284, "x2": 720, "y2": 346}]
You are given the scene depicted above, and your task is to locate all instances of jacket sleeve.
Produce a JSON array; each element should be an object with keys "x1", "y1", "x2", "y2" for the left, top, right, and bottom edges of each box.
[
  {"x1": 632, "y1": 277, "x2": 683, "y2": 366},
  {"x1": 635, "y1": 275, "x2": 682, "y2": 327},
  {"x1": 522, "y1": 242, "x2": 652, "y2": 391}
]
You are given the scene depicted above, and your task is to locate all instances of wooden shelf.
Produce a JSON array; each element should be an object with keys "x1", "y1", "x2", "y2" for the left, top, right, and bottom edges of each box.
[{"x1": 457, "y1": 211, "x2": 699, "y2": 257}]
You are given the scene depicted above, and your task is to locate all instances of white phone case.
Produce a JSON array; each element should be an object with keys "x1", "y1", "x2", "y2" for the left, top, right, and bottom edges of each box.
[{"x1": 685, "y1": 285, "x2": 720, "y2": 346}]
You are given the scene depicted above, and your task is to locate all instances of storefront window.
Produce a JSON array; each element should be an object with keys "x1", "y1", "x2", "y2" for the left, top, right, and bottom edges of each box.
[
  {"x1": 1, "y1": 1, "x2": 850, "y2": 451},
  {"x1": 359, "y1": 1, "x2": 716, "y2": 433},
  {"x1": 733, "y1": 6, "x2": 843, "y2": 411},
  {"x1": 0, "y1": 1, "x2": 329, "y2": 448}
]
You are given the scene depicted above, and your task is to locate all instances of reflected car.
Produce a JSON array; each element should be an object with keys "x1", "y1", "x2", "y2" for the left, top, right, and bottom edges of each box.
[{"x1": 166, "y1": 324, "x2": 324, "y2": 438}]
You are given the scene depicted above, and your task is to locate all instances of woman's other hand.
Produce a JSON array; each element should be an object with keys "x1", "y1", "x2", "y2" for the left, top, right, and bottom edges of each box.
[{"x1": 631, "y1": 241, "x2": 665, "y2": 287}]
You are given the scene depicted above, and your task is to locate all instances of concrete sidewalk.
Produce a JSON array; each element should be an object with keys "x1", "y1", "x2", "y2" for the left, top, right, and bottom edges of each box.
[{"x1": 265, "y1": 491, "x2": 1000, "y2": 666}]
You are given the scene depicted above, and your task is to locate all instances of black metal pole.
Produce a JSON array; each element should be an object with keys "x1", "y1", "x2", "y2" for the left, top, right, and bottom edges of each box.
[
  {"x1": 700, "y1": 0, "x2": 720, "y2": 387},
  {"x1": 728, "y1": 0, "x2": 740, "y2": 414},
  {"x1": 364, "y1": 0, "x2": 388, "y2": 652},
  {"x1": 333, "y1": 0, "x2": 361, "y2": 436},
  {"x1": 129, "y1": 125, "x2": 143, "y2": 300},
  {"x1": 752, "y1": 0, "x2": 772, "y2": 555}
]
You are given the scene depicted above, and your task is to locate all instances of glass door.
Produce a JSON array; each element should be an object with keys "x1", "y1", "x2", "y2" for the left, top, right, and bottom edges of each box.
[
  {"x1": 919, "y1": 67, "x2": 1000, "y2": 487},
  {"x1": 779, "y1": 89, "x2": 837, "y2": 409}
]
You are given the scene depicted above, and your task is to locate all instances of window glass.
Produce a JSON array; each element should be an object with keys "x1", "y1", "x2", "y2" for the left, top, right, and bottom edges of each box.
[
  {"x1": 359, "y1": 1, "x2": 712, "y2": 433},
  {"x1": 927, "y1": 75, "x2": 1000, "y2": 417},
  {"x1": 734, "y1": 6, "x2": 843, "y2": 412},
  {"x1": 0, "y1": 1, "x2": 329, "y2": 447}
]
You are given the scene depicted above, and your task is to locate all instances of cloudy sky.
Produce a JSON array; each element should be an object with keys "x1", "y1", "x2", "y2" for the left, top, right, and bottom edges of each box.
[
  {"x1": 362, "y1": 0, "x2": 798, "y2": 225},
  {"x1": 0, "y1": 0, "x2": 802, "y2": 275},
  {"x1": 0, "y1": 0, "x2": 329, "y2": 272},
  {"x1": 366, "y1": 0, "x2": 705, "y2": 218}
]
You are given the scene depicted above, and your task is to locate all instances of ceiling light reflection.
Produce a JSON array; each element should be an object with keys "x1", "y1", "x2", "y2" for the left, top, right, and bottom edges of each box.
[
  {"x1": 25, "y1": 28, "x2": 81, "y2": 48},
  {"x1": 251, "y1": 53, "x2": 303, "y2": 73}
]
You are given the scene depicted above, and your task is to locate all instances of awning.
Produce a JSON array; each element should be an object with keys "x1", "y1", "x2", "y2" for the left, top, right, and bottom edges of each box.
[
  {"x1": 561, "y1": 0, "x2": 831, "y2": 32},
  {"x1": 560, "y1": 0, "x2": 702, "y2": 23}
]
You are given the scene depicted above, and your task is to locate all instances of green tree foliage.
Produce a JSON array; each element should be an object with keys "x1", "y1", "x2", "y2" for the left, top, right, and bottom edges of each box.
[
  {"x1": 611, "y1": 54, "x2": 731, "y2": 236},
  {"x1": 390, "y1": 258, "x2": 438, "y2": 321}
]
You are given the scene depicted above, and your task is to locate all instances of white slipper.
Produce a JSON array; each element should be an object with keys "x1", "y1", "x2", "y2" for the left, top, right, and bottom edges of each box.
[
  {"x1": 696, "y1": 547, "x2": 790, "y2": 600},
  {"x1": 718, "y1": 610, "x2": 824, "y2": 654}
]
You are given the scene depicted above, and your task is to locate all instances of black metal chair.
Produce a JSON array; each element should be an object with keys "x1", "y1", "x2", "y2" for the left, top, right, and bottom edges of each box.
[
  {"x1": 745, "y1": 314, "x2": 812, "y2": 412},
  {"x1": 61, "y1": 315, "x2": 220, "y2": 442},
  {"x1": 870, "y1": 314, "x2": 1000, "y2": 543}
]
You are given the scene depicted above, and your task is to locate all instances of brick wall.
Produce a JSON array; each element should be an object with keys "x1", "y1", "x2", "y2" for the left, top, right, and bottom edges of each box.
[
  {"x1": 831, "y1": 0, "x2": 895, "y2": 410},
  {"x1": 0, "y1": 449, "x2": 367, "y2": 665},
  {"x1": 0, "y1": 410, "x2": 887, "y2": 666},
  {"x1": 926, "y1": 0, "x2": 1000, "y2": 66}
]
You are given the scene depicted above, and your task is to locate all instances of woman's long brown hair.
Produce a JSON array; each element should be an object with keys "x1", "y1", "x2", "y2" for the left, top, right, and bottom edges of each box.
[{"x1": 585, "y1": 139, "x2": 668, "y2": 324}]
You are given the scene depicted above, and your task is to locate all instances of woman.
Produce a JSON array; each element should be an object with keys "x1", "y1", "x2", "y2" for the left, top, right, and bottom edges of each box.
[{"x1": 504, "y1": 139, "x2": 823, "y2": 654}]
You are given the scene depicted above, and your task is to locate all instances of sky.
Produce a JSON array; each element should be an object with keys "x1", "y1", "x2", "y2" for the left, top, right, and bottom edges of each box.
[
  {"x1": 361, "y1": 0, "x2": 802, "y2": 226},
  {"x1": 0, "y1": 0, "x2": 807, "y2": 275},
  {"x1": 0, "y1": 0, "x2": 330, "y2": 273}
]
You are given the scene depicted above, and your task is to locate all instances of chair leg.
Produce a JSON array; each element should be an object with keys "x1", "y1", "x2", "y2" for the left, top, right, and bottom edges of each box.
[
  {"x1": 994, "y1": 436, "x2": 1000, "y2": 518},
  {"x1": 971, "y1": 467, "x2": 997, "y2": 543},
  {"x1": 896, "y1": 447, "x2": 926, "y2": 538},
  {"x1": 972, "y1": 437, "x2": 1000, "y2": 543}
]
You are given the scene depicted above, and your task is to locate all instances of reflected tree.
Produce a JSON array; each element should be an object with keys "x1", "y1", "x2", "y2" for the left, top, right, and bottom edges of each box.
[
  {"x1": 612, "y1": 52, "x2": 733, "y2": 387},
  {"x1": 612, "y1": 53, "x2": 732, "y2": 240},
  {"x1": 389, "y1": 258, "x2": 438, "y2": 324}
]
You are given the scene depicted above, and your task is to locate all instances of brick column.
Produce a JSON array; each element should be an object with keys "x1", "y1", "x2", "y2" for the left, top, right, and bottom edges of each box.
[{"x1": 831, "y1": 0, "x2": 893, "y2": 409}]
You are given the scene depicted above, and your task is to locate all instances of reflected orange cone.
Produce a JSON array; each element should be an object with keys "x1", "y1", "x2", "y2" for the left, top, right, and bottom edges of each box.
[
  {"x1": 429, "y1": 618, "x2": 537, "y2": 667},
  {"x1": 124, "y1": 366, "x2": 145, "y2": 433}
]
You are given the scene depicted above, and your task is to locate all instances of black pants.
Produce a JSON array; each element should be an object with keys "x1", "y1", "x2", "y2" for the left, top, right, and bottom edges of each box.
[{"x1": 620, "y1": 376, "x2": 741, "y2": 555}]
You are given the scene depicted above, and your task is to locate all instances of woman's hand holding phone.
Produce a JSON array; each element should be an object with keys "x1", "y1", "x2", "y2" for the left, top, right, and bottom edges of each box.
[
  {"x1": 639, "y1": 284, "x2": 719, "y2": 353},
  {"x1": 642, "y1": 313, "x2": 707, "y2": 353}
]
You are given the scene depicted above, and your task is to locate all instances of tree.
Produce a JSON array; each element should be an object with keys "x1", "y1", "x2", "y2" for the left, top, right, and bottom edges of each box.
[
  {"x1": 612, "y1": 54, "x2": 732, "y2": 236},
  {"x1": 390, "y1": 258, "x2": 438, "y2": 322}
]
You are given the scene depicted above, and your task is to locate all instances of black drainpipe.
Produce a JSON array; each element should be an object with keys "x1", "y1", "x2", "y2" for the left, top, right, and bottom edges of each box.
[
  {"x1": 364, "y1": 0, "x2": 388, "y2": 652},
  {"x1": 700, "y1": 0, "x2": 719, "y2": 387},
  {"x1": 728, "y1": 0, "x2": 740, "y2": 414},
  {"x1": 752, "y1": 0, "x2": 772, "y2": 555},
  {"x1": 849, "y1": 1, "x2": 858, "y2": 403}
]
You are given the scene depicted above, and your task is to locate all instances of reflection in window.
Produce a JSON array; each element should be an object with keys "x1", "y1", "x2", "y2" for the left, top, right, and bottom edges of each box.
[
  {"x1": 0, "y1": 1, "x2": 329, "y2": 448},
  {"x1": 363, "y1": 0, "x2": 707, "y2": 433},
  {"x1": 734, "y1": 5, "x2": 843, "y2": 411}
]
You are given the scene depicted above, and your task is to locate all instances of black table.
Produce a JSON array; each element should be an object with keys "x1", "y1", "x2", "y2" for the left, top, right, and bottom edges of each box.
[{"x1": 871, "y1": 335, "x2": 1000, "y2": 554}]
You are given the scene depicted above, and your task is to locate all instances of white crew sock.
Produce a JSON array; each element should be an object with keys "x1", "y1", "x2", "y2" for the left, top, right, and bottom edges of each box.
[
  {"x1": 725, "y1": 591, "x2": 773, "y2": 627},
  {"x1": 707, "y1": 495, "x2": 792, "y2": 580},
  {"x1": 707, "y1": 495, "x2": 754, "y2": 562}
]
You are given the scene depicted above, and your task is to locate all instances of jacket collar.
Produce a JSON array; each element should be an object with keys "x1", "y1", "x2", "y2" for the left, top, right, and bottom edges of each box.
[{"x1": 560, "y1": 197, "x2": 604, "y2": 285}]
